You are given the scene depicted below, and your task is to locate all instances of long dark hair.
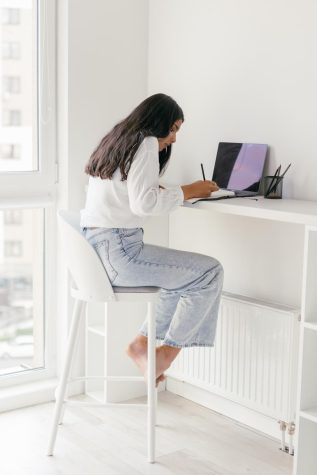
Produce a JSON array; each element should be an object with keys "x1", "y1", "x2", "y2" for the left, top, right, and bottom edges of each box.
[{"x1": 85, "y1": 93, "x2": 184, "y2": 180}]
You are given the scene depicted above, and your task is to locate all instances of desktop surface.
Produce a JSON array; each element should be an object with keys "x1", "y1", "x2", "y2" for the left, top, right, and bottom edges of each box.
[{"x1": 183, "y1": 196, "x2": 317, "y2": 226}]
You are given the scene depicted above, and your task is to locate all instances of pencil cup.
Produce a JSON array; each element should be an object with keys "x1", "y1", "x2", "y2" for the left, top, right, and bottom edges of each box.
[{"x1": 263, "y1": 175, "x2": 283, "y2": 199}]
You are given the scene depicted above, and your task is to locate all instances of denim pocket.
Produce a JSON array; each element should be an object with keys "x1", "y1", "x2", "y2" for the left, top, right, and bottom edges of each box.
[
  {"x1": 119, "y1": 228, "x2": 143, "y2": 261},
  {"x1": 93, "y1": 240, "x2": 118, "y2": 284}
]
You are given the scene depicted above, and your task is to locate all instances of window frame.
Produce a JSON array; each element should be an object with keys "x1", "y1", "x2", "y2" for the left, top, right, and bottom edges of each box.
[{"x1": 0, "y1": 0, "x2": 57, "y2": 389}]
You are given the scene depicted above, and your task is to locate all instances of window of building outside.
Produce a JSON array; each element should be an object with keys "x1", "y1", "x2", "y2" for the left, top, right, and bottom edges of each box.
[
  {"x1": 1, "y1": 8, "x2": 20, "y2": 25},
  {"x1": 2, "y1": 41, "x2": 20, "y2": 59},
  {"x1": 2, "y1": 110, "x2": 22, "y2": 126},
  {"x1": 3, "y1": 76, "x2": 21, "y2": 94},
  {"x1": 0, "y1": 144, "x2": 20, "y2": 159},
  {"x1": 4, "y1": 210, "x2": 23, "y2": 225},
  {"x1": 0, "y1": 1, "x2": 55, "y2": 383},
  {"x1": 4, "y1": 241, "x2": 23, "y2": 258}
]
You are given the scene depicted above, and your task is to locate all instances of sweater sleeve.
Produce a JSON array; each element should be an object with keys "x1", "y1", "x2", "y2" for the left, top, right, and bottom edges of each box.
[{"x1": 127, "y1": 137, "x2": 184, "y2": 217}]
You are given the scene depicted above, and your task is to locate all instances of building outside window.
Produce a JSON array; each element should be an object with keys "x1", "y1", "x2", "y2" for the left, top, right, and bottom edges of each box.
[
  {"x1": 1, "y1": 2, "x2": 38, "y2": 174},
  {"x1": 0, "y1": 208, "x2": 44, "y2": 376}
]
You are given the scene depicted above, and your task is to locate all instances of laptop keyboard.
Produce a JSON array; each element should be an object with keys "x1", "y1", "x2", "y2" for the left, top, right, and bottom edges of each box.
[{"x1": 234, "y1": 190, "x2": 258, "y2": 197}]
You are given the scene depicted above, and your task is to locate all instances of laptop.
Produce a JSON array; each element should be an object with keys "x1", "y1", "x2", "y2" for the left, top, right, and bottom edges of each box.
[{"x1": 212, "y1": 142, "x2": 268, "y2": 197}]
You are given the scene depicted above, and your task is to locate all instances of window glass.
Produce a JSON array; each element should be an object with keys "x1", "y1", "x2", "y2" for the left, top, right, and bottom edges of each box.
[
  {"x1": 0, "y1": 3, "x2": 37, "y2": 172},
  {"x1": 0, "y1": 208, "x2": 44, "y2": 376}
]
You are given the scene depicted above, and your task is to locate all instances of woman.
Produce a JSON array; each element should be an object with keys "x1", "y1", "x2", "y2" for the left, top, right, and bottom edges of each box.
[{"x1": 81, "y1": 93, "x2": 224, "y2": 385}]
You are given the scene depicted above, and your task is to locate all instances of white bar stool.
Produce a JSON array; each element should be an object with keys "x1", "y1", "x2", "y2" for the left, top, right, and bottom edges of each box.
[{"x1": 47, "y1": 210, "x2": 160, "y2": 463}]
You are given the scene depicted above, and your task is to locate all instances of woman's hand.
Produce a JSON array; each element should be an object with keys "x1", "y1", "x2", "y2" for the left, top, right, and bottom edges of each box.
[{"x1": 181, "y1": 180, "x2": 219, "y2": 200}]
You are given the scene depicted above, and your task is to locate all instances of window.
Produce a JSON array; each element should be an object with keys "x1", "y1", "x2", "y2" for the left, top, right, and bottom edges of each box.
[
  {"x1": 2, "y1": 41, "x2": 20, "y2": 59},
  {"x1": 0, "y1": 144, "x2": 21, "y2": 159},
  {"x1": 4, "y1": 240, "x2": 23, "y2": 258},
  {"x1": 2, "y1": 110, "x2": 21, "y2": 126},
  {"x1": 2, "y1": 76, "x2": 21, "y2": 94},
  {"x1": 1, "y1": 8, "x2": 20, "y2": 25},
  {"x1": 4, "y1": 210, "x2": 22, "y2": 225},
  {"x1": 0, "y1": 0, "x2": 56, "y2": 389}
]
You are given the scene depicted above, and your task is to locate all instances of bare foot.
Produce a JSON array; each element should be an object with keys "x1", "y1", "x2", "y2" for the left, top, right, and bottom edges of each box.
[
  {"x1": 156, "y1": 373, "x2": 166, "y2": 385},
  {"x1": 155, "y1": 345, "x2": 181, "y2": 380},
  {"x1": 127, "y1": 336, "x2": 180, "y2": 385},
  {"x1": 126, "y1": 335, "x2": 148, "y2": 378},
  {"x1": 127, "y1": 336, "x2": 166, "y2": 387}
]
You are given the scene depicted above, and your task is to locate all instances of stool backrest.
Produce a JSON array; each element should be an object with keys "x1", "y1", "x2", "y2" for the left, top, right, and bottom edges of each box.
[{"x1": 58, "y1": 210, "x2": 115, "y2": 301}]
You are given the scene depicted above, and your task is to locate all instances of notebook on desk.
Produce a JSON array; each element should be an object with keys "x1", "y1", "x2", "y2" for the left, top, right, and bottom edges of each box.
[{"x1": 188, "y1": 142, "x2": 268, "y2": 204}]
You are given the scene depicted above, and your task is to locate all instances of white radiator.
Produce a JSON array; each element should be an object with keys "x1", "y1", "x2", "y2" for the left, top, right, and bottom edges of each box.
[{"x1": 167, "y1": 292, "x2": 300, "y2": 425}]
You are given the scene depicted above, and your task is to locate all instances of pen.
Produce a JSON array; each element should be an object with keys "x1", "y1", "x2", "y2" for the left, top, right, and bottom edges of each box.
[
  {"x1": 265, "y1": 164, "x2": 281, "y2": 197},
  {"x1": 270, "y1": 163, "x2": 291, "y2": 194},
  {"x1": 201, "y1": 163, "x2": 206, "y2": 181}
]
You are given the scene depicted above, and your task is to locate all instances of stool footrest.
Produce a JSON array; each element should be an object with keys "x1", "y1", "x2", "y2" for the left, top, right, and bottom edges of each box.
[
  {"x1": 63, "y1": 399, "x2": 148, "y2": 408},
  {"x1": 68, "y1": 376, "x2": 144, "y2": 382}
]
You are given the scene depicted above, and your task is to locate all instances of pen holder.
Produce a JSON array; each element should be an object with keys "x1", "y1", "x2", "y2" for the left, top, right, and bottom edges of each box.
[{"x1": 263, "y1": 175, "x2": 283, "y2": 199}]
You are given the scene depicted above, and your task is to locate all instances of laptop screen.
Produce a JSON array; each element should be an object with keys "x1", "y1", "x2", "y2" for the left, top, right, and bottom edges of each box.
[{"x1": 212, "y1": 142, "x2": 267, "y2": 192}]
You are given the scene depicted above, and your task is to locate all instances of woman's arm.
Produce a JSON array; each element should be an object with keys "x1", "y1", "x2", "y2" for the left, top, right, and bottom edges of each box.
[
  {"x1": 127, "y1": 138, "x2": 219, "y2": 215},
  {"x1": 127, "y1": 138, "x2": 184, "y2": 216}
]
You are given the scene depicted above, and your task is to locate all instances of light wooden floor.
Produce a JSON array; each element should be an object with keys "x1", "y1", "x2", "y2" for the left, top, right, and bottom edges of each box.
[{"x1": 0, "y1": 391, "x2": 293, "y2": 475}]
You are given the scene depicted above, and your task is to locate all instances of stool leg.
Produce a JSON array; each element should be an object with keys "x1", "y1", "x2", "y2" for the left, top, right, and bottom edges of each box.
[
  {"x1": 47, "y1": 299, "x2": 85, "y2": 456},
  {"x1": 147, "y1": 301, "x2": 156, "y2": 463},
  {"x1": 155, "y1": 387, "x2": 158, "y2": 427},
  {"x1": 58, "y1": 302, "x2": 84, "y2": 426}
]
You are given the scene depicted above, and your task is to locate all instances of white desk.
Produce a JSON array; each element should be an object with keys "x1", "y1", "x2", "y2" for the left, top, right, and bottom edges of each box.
[
  {"x1": 184, "y1": 195, "x2": 317, "y2": 226},
  {"x1": 180, "y1": 196, "x2": 317, "y2": 475}
]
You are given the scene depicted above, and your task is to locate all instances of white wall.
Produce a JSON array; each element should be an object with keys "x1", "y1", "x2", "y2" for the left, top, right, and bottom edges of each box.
[
  {"x1": 66, "y1": 0, "x2": 149, "y2": 210},
  {"x1": 169, "y1": 207, "x2": 304, "y2": 307},
  {"x1": 148, "y1": 0, "x2": 317, "y2": 201},
  {"x1": 148, "y1": 0, "x2": 317, "y2": 306}
]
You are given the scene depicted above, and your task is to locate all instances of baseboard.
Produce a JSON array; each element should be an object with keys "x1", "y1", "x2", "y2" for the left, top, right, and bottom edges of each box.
[
  {"x1": 166, "y1": 376, "x2": 283, "y2": 441},
  {"x1": 0, "y1": 379, "x2": 84, "y2": 413}
]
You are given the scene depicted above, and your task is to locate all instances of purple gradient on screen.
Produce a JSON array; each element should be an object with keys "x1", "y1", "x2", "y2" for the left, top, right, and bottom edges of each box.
[{"x1": 227, "y1": 143, "x2": 267, "y2": 190}]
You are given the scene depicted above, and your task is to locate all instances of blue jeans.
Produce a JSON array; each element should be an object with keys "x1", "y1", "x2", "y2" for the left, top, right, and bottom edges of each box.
[{"x1": 82, "y1": 227, "x2": 223, "y2": 348}]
